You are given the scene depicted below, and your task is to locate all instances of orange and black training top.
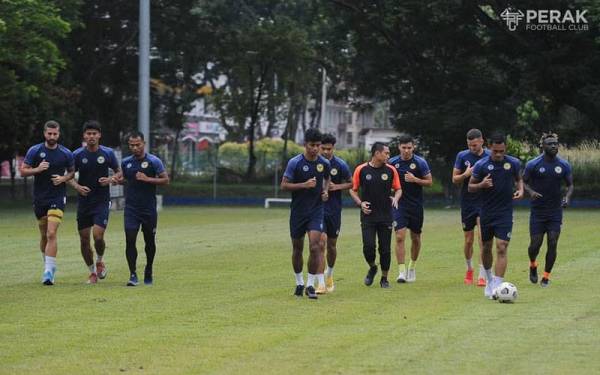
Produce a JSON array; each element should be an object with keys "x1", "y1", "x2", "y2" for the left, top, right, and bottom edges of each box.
[{"x1": 352, "y1": 162, "x2": 401, "y2": 223}]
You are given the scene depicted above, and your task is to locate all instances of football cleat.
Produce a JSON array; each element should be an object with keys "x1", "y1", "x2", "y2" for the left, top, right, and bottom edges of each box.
[
  {"x1": 484, "y1": 280, "x2": 495, "y2": 300},
  {"x1": 464, "y1": 269, "x2": 474, "y2": 285},
  {"x1": 87, "y1": 273, "x2": 98, "y2": 284},
  {"x1": 540, "y1": 278, "x2": 550, "y2": 288},
  {"x1": 127, "y1": 273, "x2": 138, "y2": 287},
  {"x1": 380, "y1": 277, "x2": 390, "y2": 288},
  {"x1": 325, "y1": 276, "x2": 335, "y2": 292},
  {"x1": 396, "y1": 271, "x2": 407, "y2": 283},
  {"x1": 477, "y1": 277, "x2": 486, "y2": 287},
  {"x1": 305, "y1": 286, "x2": 318, "y2": 299},
  {"x1": 96, "y1": 261, "x2": 107, "y2": 279},
  {"x1": 316, "y1": 284, "x2": 327, "y2": 294},
  {"x1": 529, "y1": 266, "x2": 538, "y2": 284},
  {"x1": 42, "y1": 270, "x2": 55, "y2": 286},
  {"x1": 294, "y1": 285, "x2": 305, "y2": 297},
  {"x1": 364, "y1": 265, "x2": 378, "y2": 286},
  {"x1": 407, "y1": 268, "x2": 416, "y2": 283}
]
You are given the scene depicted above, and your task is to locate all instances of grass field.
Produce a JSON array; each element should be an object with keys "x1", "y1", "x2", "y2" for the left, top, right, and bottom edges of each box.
[{"x1": 1, "y1": 206, "x2": 599, "y2": 374}]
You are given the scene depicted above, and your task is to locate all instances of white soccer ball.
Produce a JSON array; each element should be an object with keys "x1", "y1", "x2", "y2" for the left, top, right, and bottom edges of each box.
[{"x1": 495, "y1": 282, "x2": 518, "y2": 303}]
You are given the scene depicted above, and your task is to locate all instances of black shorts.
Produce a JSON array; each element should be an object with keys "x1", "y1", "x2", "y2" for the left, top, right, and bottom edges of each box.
[
  {"x1": 77, "y1": 201, "x2": 111, "y2": 231},
  {"x1": 323, "y1": 212, "x2": 341, "y2": 238},
  {"x1": 393, "y1": 206, "x2": 424, "y2": 234},
  {"x1": 461, "y1": 206, "x2": 481, "y2": 232}
]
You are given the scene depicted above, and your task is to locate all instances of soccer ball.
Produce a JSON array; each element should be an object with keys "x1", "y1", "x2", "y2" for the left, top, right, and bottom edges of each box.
[{"x1": 494, "y1": 282, "x2": 518, "y2": 303}]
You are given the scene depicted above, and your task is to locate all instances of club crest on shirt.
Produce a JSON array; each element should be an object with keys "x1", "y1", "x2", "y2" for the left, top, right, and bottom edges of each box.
[
  {"x1": 82, "y1": 158, "x2": 88, "y2": 164},
  {"x1": 366, "y1": 174, "x2": 372, "y2": 180},
  {"x1": 97, "y1": 156, "x2": 105, "y2": 164},
  {"x1": 503, "y1": 162, "x2": 511, "y2": 170},
  {"x1": 316, "y1": 164, "x2": 324, "y2": 173},
  {"x1": 40, "y1": 152, "x2": 46, "y2": 158},
  {"x1": 126, "y1": 163, "x2": 132, "y2": 169},
  {"x1": 539, "y1": 167, "x2": 546, "y2": 173},
  {"x1": 330, "y1": 168, "x2": 338, "y2": 176},
  {"x1": 141, "y1": 161, "x2": 149, "y2": 169},
  {"x1": 487, "y1": 164, "x2": 494, "y2": 171},
  {"x1": 409, "y1": 163, "x2": 416, "y2": 170},
  {"x1": 302, "y1": 165, "x2": 309, "y2": 172},
  {"x1": 465, "y1": 161, "x2": 471, "y2": 167},
  {"x1": 554, "y1": 166, "x2": 562, "y2": 174},
  {"x1": 395, "y1": 163, "x2": 400, "y2": 169},
  {"x1": 381, "y1": 173, "x2": 389, "y2": 181}
]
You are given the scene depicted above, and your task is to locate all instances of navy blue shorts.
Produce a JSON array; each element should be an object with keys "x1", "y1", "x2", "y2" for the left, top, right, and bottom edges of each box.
[
  {"x1": 461, "y1": 206, "x2": 481, "y2": 232},
  {"x1": 393, "y1": 206, "x2": 423, "y2": 234},
  {"x1": 124, "y1": 207, "x2": 157, "y2": 233},
  {"x1": 34, "y1": 198, "x2": 66, "y2": 220},
  {"x1": 77, "y1": 201, "x2": 111, "y2": 231},
  {"x1": 290, "y1": 209, "x2": 323, "y2": 239},
  {"x1": 480, "y1": 216, "x2": 513, "y2": 242},
  {"x1": 323, "y1": 212, "x2": 341, "y2": 238},
  {"x1": 530, "y1": 210, "x2": 562, "y2": 236}
]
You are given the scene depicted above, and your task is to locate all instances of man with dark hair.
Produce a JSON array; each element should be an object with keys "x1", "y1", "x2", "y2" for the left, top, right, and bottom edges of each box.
[
  {"x1": 113, "y1": 131, "x2": 169, "y2": 286},
  {"x1": 523, "y1": 132, "x2": 573, "y2": 287},
  {"x1": 389, "y1": 134, "x2": 432, "y2": 283},
  {"x1": 316, "y1": 133, "x2": 352, "y2": 294},
  {"x1": 281, "y1": 128, "x2": 330, "y2": 299},
  {"x1": 69, "y1": 121, "x2": 120, "y2": 284},
  {"x1": 20, "y1": 120, "x2": 75, "y2": 285},
  {"x1": 349, "y1": 142, "x2": 402, "y2": 288},
  {"x1": 452, "y1": 129, "x2": 490, "y2": 286},
  {"x1": 469, "y1": 133, "x2": 524, "y2": 299}
]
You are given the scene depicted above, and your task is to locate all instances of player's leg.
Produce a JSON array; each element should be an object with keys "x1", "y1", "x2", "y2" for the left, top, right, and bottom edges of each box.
[
  {"x1": 541, "y1": 230, "x2": 560, "y2": 287},
  {"x1": 406, "y1": 209, "x2": 423, "y2": 282},
  {"x1": 394, "y1": 227, "x2": 407, "y2": 282},
  {"x1": 141, "y1": 214, "x2": 157, "y2": 285},
  {"x1": 528, "y1": 213, "x2": 545, "y2": 284},
  {"x1": 306, "y1": 230, "x2": 322, "y2": 299},
  {"x1": 480, "y1": 224, "x2": 495, "y2": 298},
  {"x1": 463, "y1": 229, "x2": 475, "y2": 284},
  {"x1": 37, "y1": 216, "x2": 48, "y2": 262},
  {"x1": 78, "y1": 225, "x2": 97, "y2": 284},
  {"x1": 325, "y1": 236, "x2": 338, "y2": 292},
  {"x1": 290, "y1": 215, "x2": 307, "y2": 296},
  {"x1": 93, "y1": 203, "x2": 109, "y2": 279},
  {"x1": 361, "y1": 222, "x2": 378, "y2": 286},
  {"x1": 124, "y1": 209, "x2": 141, "y2": 286},
  {"x1": 42, "y1": 209, "x2": 63, "y2": 285},
  {"x1": 490, "y1": 221, "x2": 512, "y2": 297},
  {"x1": 376, "y1": 222, "x2": 392, "y2": 288},
  {"x1": 475, "y1": 216, "x2": 486, "y2": 286},
  {"x1": 316, "y1": 232, "x2": 328, "y2": 294}
]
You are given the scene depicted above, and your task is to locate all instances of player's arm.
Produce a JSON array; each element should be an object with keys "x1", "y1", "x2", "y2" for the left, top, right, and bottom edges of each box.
[
  {"x1": 512, "y1": 172, "x2": 524, "y2": 200},
  {"x1": 468, "y1": 172, "x2": 493, "y2": 192},
  {"x1": 410, "y1": 172, "x2": 433, "y2": 187},
  {"x1": 20, "y1": 161, "x2": 48, "y2": 177},
  {"x1": 51, "y1": 168, "x2": 75, "y2": 186},
  {"x1": 280, "y1": 176, "x2": 315, "y2": 191},
  {"x1": 112, "y1": 170, "x2": 125, "y2": 185},
  {"x1": 452, "y1": 167, "x2": 472, "y2": 185},
  {"x1": 99, "y1": 166, "x2": 120, "y2": 187},
  {"x1": 321, "y1": 177, "x2": 330, "y2": 201},
  {"x1": 562, "y1": 173, "x2": 574, "y2": 207},
  {"x1": 68, "y1": 176, "x2": 91, "y2": 196},
  {"x1": 390, "y1": 166, "x2": 402, "y2": 208},
  {"x1": 136, "y1": 171, "x2": 169, "y2": 185}
]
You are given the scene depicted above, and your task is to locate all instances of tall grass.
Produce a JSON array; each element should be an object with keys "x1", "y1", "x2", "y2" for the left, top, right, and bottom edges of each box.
[{"x1": 561, "y1": 141, "x2": 600, "y2": 193}]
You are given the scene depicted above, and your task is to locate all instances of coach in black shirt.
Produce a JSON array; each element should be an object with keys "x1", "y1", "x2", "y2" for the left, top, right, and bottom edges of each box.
[{"x1": 349, "y1": 142, "x2": 402, "y2": 288}]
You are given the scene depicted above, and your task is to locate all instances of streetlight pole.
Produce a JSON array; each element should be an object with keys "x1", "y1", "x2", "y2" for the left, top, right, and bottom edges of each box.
[{"x1": 138, "y1": 0, "x2": 150, "y2": 148}]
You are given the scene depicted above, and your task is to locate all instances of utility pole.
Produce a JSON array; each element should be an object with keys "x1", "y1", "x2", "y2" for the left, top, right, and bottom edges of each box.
[{"x1": 138, "y1": 0, "x2": 150, "y2": 148}]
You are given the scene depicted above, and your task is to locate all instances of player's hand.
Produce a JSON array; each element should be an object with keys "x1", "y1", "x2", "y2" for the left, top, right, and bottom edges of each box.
[
  {"x1": 112, "y1": 174, "x2": 124, "y2": 185},
  {"x1": 37, "y1": 160, "x2": 49, "y2": 173},
  {"x1": 304, "y1": 177, "x2": 317, "y2": 189},
  {"x1": 51, "y1": 174, "x2": 65, "y2": 186},
  {"x1": 481, "y1": 174, "x2": 493, "y2": 188},
  {"x1": 530, "y1": 191, "x2": 543, "y2": 200},
  {"x1": 76, "y1": 185, "x2": 91, "y2": 196},
  {"x1": 360, "y1": 201, "x2": 372, "y2": 215},
  {"x1": 562, "y1": 197, "x2": 570, "y2": 208},
  {"x1": 391, "y1": 196, "x2": 400, "y2": 209},
  {"x1": 328, "y1": 181, "x2": 338, "y2": 191},
  {"x1": 513, "y1": 189, "x2": 524, "y2": 200},
  {"x1": 321, "y1": 190, "x2": 329, "y2": 202},
  {"x1": 463, "y1": 165, "x2": 473, "y2": 178},
  {"x1": 135, "y1": 171, "x2": 149, "y2": 182},
  {"x1": 404, "y1": 172, "x2": 417, "y2": 183},
  {"x1": 98, "y1": 177, "x2": 111, "y2": 186}
]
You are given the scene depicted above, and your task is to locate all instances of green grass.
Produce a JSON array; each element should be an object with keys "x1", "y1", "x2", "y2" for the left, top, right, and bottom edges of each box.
[{"x1": 1, "y1": 207, "x2": 599, "y2": 374}]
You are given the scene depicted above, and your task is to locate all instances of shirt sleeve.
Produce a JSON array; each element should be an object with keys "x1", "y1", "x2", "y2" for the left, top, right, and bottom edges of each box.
[
  {"x1": 352, "y1": 164, "x2": 364, "y2": 191},
  {"x1": 108, "y1": 150, "x2": 119, "y2": 171},
  {"x1": 151, "y1": 156, "x2": 166, "y2": 174},
  {"x1": 563, "y1": 160, "x2": 572, "y2": 178},
  {"x1": 323, "y1": 159, "x2": 331, "y2": 179},
  {"x1": 453, "y1": 152, "x2": 463, "y2": 170},
  {"x1": 283, "y1": 158, "x2": 297, "y2": 181},
  {"x1": 24, "y1": 146, "x2": 37, "y2": 166},
  {"x1": 341, "y1": 161, "x2": 351, "y2": 181},
  {"x1": 419, "y1": 158, "x2": 431, "y2": 176},
  {"x1": 523, "y1": 161, "x2": 533, "y2": 181},
  {"x1": 391, "y1": 166, "x2": 401, "y2": 191},
  {"x1": 65, "y1": 149, "x2": 75, "y2": 171},
  {"x1": 472, "y1": 162, "x2": 483, "y2": 180},
  {"x1": 513, "y1": 159, "x2": 521, "y2": 178}
]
